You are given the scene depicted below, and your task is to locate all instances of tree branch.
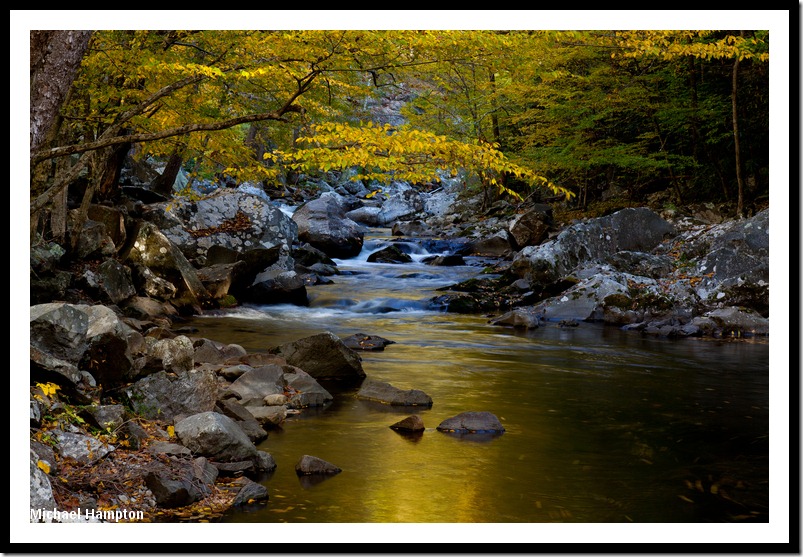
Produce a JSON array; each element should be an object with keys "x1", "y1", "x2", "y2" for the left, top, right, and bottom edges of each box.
[{"x1": 33, "y1": 110, "x2": 294, "y2": 164}]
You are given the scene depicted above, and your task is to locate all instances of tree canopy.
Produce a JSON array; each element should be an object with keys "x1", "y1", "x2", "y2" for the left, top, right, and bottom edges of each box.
[{"x1": 24, "y1": 19, "x2": 773, "y2": 242}]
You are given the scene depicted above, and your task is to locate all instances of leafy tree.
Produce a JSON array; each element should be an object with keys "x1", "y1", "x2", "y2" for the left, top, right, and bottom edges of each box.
[
  {"x1": 30, "y1": 30, "x2": 572, "y2": 248},
  {"x1": 29, "y1": 27, "x2": 769, "y2": 249},
  {"x1": 612, "y1": 30, "x2": 769, "y2": 217},
  {"x1": 479, "y1": 30, "x2": 768, "y2": 216}
]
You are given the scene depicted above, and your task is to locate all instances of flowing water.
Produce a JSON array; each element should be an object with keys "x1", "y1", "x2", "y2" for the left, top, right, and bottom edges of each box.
[{"x1": 184, "y1": 230, "x2": 770, "y2": 524}]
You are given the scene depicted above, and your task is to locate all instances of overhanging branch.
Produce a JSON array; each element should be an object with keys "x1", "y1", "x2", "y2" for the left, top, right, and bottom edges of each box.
[{"x1": 32, "y1": 110, "x2": 293, "y2": 165}]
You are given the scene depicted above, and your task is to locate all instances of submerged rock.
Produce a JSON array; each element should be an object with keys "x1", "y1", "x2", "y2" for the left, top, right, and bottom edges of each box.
[
  {"x1": 356, "y1": 379, "x2": 433, "y2": 407},
  {"x1": 342, "y1": 333, "x2": 396, "y2": 351}
]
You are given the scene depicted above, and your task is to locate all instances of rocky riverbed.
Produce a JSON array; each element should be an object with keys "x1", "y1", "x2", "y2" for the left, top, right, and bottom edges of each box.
[{"x1": 27, "y1": 160, "x2": 769, "y2": 522}]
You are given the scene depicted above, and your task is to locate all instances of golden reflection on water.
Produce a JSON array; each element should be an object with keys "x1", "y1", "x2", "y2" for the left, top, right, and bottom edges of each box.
[{"x1": 189, "y1": 252, "x2": 768, "y2": 524}]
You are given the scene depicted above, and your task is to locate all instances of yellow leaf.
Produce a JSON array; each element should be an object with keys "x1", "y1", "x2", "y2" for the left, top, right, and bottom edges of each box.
[
  {"x1": 36, "y1": 382, "x2": 61, "y2": 398},
  {"x1": 36, "y1": 460, "x2": 50, "y2": 474},
  {"x1": 167, "y1": 425, "x2": 175, "y2": 438}
]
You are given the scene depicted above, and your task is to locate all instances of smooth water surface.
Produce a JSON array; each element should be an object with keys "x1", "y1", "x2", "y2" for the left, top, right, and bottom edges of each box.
[{"x1": 185, "y1": 230, "x2": 770, "y2": 523}]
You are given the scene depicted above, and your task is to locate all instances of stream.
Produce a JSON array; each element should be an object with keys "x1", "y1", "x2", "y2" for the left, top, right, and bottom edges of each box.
[{"x1": 183, "y1": 229, "x2": 770, "y2": 524}]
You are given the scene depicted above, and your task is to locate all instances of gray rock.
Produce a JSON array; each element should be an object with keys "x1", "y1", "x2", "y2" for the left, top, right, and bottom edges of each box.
[
  {"x1": 82, "y1": 404, "x2": 127, "y2": 432},
  {"x1": 52, "y1": 430, "x2": 115, "y2": 465},
  {"x1": 125, "y1": 368, "x2": 218, "y2": 421},
  {"x1": 145, "y1": 469, "x2": 205, "y2": 508},
  {"x1": 228, "y1": 364, "x2": 285, "y2": 406},
  {"x1": 508, "y1": 207, "x2": 550, "y2": 249},
  {"x1": 283, "y1": 367, "x2": 333, "y2": 408},
  {"x1": 489, "y1": 308, "x2": 542, "y2": 329},
  {"x1": 700, "y1": 307, "x2": 769, "y2": 336},
  {"x1": 123, "y1": 221, "x2": 211, "y2": 311},
  {"x1": 292, "y1": 192, "x2": 365, "y2": 258},
  {"x1": 342, "y1": 333, "x2": 396, "y2": 352},
  {"x1": 146, "y1": 335, "x2": 195, "y2": 374},
  {"x1": 366, "y1": 245, "x2": 413, "y2": 264},
  {"x1": 254, "y1": 451, "x2": 277, "y2": 473},
  {"x1": 174, "y1": 411, "x2": 258, "y2": 462},
  {"x1": 246, "y1": 267, "x2": 308, "y2": 306},
  {"x1": 30, "y1": 450, "x2": 57, "y2": 521},
  {"x1": 152, "y1": 189, "x2": 298, "y2": 265},
  {"x1": 436, "y1": 411, "x2": 505, "y2": 434},
  {"x1": 389, "y1": 415, "x2": 426, "y2": 432},
  {"x1": 512, "y1": 207, "x2": 675, "y2": 286},
  {"x1": 295, "y1": 455, "x2": 342, "y2": 476},
  {"x1": 231, "y1": 478, "x2": 269, "y2": 506},
  {"x1": 245, "y1": 406, "x2": 288, "y2": 427},
  {"x1": 96, "y1": 259, "x2": 137, "y2": 304},
  {"x1": 274, "y1": 332, "x2": 364, "y2": 380},
  {"x1": 356, "y1": 379, "x2": 433, "y2": 407},
  {"x1": 470, "y1": 230, "x2": 513, "y2": 257},
  {"x1": 147, "y1": 441, "x2": 192, "y2": 457}
]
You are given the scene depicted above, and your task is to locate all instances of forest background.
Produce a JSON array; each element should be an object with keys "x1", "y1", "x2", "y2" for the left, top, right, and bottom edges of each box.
[{"x1": 10, "y1": 9, "x2": 793, "y2": 549}]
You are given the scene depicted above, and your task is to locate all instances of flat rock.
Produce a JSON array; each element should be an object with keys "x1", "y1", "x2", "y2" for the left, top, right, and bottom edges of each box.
[{"x1": 436, "y1": 411, "x2": 505, "y2": 434}]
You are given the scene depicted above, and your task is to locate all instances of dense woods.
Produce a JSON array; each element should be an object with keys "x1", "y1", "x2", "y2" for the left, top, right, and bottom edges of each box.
[{"x1": 28, "y1": 27, "x2": 770, "y2": 252}]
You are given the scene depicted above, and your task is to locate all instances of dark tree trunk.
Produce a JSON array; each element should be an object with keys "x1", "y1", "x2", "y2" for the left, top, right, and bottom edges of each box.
[
  {"x1": 732, "y1": 45, "x2": 745, "y2": 218},
  {"x1": 151, "y1": 151, "x2": 184, "y2": 197},
  {"x1": 95, "y1": 137, "x2": 132, "y2": 201}
]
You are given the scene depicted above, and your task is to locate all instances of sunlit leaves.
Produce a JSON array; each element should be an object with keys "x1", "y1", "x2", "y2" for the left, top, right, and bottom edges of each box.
[
  {"x1": 282, "y1": 121, "x2": 572, "y2": 199},
  {"x1": 612, "y1": 30, "x2": 769, "y2": 63}
]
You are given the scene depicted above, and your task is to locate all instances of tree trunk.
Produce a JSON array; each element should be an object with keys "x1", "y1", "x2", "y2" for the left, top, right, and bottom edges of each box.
[
  {"x1": 652, "y1": 117, "x2": 684, "y2": 205},
  {"x1": 49, "y1": 155, "x2": 71, "y2": 244},
  {"x1": 30, "y1": 31, "x2": 93, "y2": 154},
  {"x1": 94, "y1": 135, "x2": 132, "y2": 202},
  {"x1": 69, "y1": 157, "x2": 101, "y2": 254},
  {"x1": 151, "y1": 150, "x2": 184, "y2": 197},
  {"x1": 732, "y1": 48, "x2": 745, "y2": 218}
]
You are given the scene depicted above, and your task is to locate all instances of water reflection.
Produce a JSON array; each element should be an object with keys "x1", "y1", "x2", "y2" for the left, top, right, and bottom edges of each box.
[{"x1": 185, "y1": 230, "x2": 769, "y2": 524}]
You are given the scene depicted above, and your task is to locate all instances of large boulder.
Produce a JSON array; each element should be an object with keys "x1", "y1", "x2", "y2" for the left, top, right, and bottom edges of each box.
[
  {"x1": 125, "y1": 368, "x2": 218, "y2": 421},
  {"x1": 673, "y1": 208, "x2": 769, "y2": 315},
  {"x1": 272, "y1": 332, "x2": 365, "y2": 380},
  {"x1": 174, "y1": 411, "x2": 258, "y2": 462},
  {"x1": 508, "y1": 206, "x2": 551, "y2": 250},
  {"x1": 374, "y1": 186, "x2": 424, "y2": 226},
  {"x1": 292, "y1": 193, "x2": 365, "y2": 259},
  {"x1": 30, "y1": 303, "x2": 136, "y2": 391},
  {"x1": 123, "y1": 221, "x2": 211, "y2": 312},
  {"x1": 143, "y1": 189, "x2": 298, "y2": 266},
  {"x1": 512, "y1": 207, "x2": 675, "y2": 286}
]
